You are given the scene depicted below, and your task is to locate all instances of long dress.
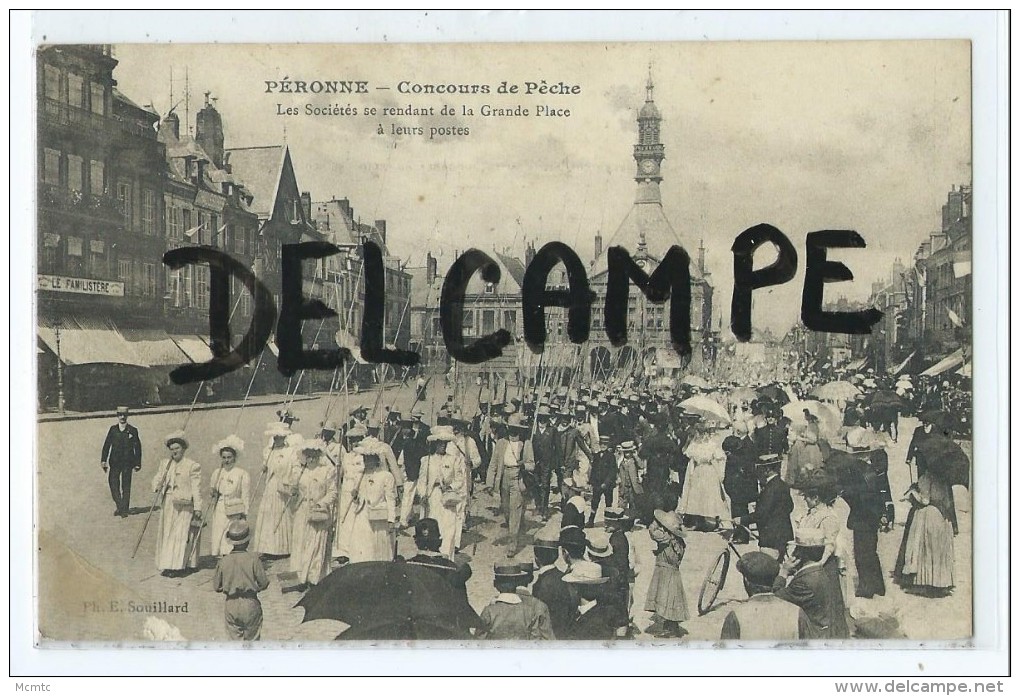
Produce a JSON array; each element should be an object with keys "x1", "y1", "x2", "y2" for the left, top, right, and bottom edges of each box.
[
  {"x1": 253, "y1": 446, "x2": 299, "y2": 556},
  {"x1": 679, "y1": 436, "x2": 730, "y2": 520},
  {"x1": 644, "y1": 532, "x2": 690, "y2": 623},
  {"x1": 289, "y1": 464, "x2": 338, "y2": 585},
  {"x1": 345, "y1": 468, "x2": 397, "y2": 563},
  {"x1": 333, "y1": 452, "x2": 365, "y2": 559},
  {"x1": 416, "y1": 452, "x2": 466, "y2": 559},
  {"x1": 208, "y1": 465, "x2": 251, "y2": 557},
  {"x1": 899, "y1": 472, "x2": 955, "y2": 590},
  {"x1": 152, "y1": 456, "x2": 202, "y2": 571},
  {"x1": 795, "y1": 503, "x2": 850, "y2": 608},
  {"x1": 785, "y1": 422, "x2": 823, "y2": 488}
]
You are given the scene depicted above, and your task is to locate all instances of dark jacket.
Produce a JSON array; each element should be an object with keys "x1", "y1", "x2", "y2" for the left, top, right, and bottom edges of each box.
[
  {"x1": 405, "y1": 552, "x2": 472, "y2": 591},
  {"x1": 394, "y1": 431, "x2": 430, "y2": 481},
  {"x1": 775, "y1": 563, "x2": 850, "y2": 640},
  {"x1": 101, "y1": 424, "x2": 142, "y2": 469},
  {"x1": 564, "y1": 601, "x2": 618, "y2": 640},
  {"x1": 722, "y1": 435, "x2": 759, "y2": 505},
  {"x1": 840, "y1": 451, "x2": 894, "y2": 531},
  {"x1": 640, "y1": 431, "x2": 674, "y2": 485},
  {"x1": 745, "y1": 474, "x2": 794, "y2": 552},
  {"x1": 753, "y1": 422, "x2": 788, "y2": 458},
  {"x1": 532, "y1": 427, "x2": 562, "y2": 469},
  {"x1": 532, "y1": 566, "x2": 577, "y2": 638},
  {"x1": 589, "y1": 450, "x2": 618, "y2": 487}
]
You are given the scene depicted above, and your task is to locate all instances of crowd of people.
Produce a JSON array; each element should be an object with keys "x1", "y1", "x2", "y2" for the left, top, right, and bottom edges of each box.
[{"x1": 103, "y1": 359, "x2": 970, "y2": 641}]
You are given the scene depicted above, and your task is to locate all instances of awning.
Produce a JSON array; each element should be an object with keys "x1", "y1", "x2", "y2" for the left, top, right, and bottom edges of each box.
[
  {"x1": 121, "y1": 328, "x2": 190, "y2": 366},
  {"x1": 170, "y1": 335, "x2": 214, "y2": 363},
  {"x1": 37, "y1": 315, "x2": 148, "y2": 367},
  {"x1": 919, "y1": 349, "x2": 965, "y2": 377},
  {"x1": 890, "y1": 351, "x2": 916, "y2": 375}
]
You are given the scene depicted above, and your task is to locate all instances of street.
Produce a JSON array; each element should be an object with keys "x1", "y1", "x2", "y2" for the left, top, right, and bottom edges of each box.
[{"x1": 38, "y1": 386, "x2": 971, "y2": 643}]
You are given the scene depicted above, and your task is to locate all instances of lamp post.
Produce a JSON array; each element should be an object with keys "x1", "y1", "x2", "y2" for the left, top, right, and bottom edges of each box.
[{"x1": 54, "y1": 323, "x2": 65, "y2": 414}]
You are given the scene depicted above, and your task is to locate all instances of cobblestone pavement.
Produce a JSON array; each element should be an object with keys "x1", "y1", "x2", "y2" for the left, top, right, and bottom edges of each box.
[{"x1": 37, "y1": 387, "x2": 972, "y2": 644}]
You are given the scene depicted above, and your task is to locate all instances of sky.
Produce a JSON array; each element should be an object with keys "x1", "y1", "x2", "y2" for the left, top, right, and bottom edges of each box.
[{"x1": 112, "y1": 41, "x2": 971, "y2": 336}]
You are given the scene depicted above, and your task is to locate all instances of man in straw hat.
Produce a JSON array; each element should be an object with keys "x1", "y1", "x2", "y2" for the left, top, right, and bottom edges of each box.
[
  {"x1": 775, "y1": 528, "x2": 850, "y2": 640},
  {"x1": 560, "y1": 561, "x2": 617, "y2": 640},
  {"x1": 477, "y1": 564, "x2": 555, "y2": 640},
  {"x1": 101, "y1": 406, "x2": 143, "y2": 517},
  {"x1": 530, "y1": 522, "x2": 575, "y2": 638},
  {"x1": 720, "y1": 551, "x2": 807, "y2": 641},
  {"x1": 212, "y1": 519, "x2": 269, "y2": 640},
  {"x1": 152, "y1": 432, "x2": 202, "y2": 576},
  {"x1": 499, "y1": 414, "x2": 535, "y2": 557}
]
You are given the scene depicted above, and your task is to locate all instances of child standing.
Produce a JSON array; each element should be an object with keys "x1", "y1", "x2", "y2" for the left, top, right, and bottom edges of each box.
[
  {"x1": 212, "y1": 520, "x2": 270, "y2": 640},
  {"x1": 645, "y1": 509, "x2": 690, "y2": 638}
]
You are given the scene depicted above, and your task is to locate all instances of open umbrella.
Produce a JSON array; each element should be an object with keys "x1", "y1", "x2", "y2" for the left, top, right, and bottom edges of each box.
[
  {"x1": 863, "y1": 390, "x2": 905, "y2": 409},
  {"x1": 679, "y1": 395, "x2": 730, "y2": 424},
  {"x1": 782, "y1": 400, "x2": 842, "y2": 440},
  {"x1": 756, "y1": 384, "x2": 791, "y2": 406},
  {"x1": 297, "y1": 561, "x2": 482, "y2": 639},
  {"x1": 916, "y1": 437, "x2": 970, "y2": 489},
  {"x1": 810, "y1": 380, "x2": 861, "y2": 402}
]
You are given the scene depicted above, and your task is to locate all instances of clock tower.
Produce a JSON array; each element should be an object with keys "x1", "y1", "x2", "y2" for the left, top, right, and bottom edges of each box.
[{"x1": 633, "y1": 70, "x2": 665, "y2": 185}]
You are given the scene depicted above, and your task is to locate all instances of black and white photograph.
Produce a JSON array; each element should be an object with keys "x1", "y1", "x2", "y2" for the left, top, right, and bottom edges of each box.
[{"x1": 26, "y1": 27, "x2": 995, "y2": 657}]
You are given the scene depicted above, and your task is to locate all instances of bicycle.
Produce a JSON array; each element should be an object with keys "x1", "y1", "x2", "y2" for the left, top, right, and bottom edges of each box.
[{"x1": 686, "y1": 515, "x2": 759, "y2": 616}]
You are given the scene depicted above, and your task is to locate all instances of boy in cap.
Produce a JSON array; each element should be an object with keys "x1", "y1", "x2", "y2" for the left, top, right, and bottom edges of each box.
[
  {"x1": 477, "y1": 564, "x2": 555, "y2": 640},
  {"x1": 720, "y1": 551, "x2": 807, "y2": 640},
  {"x1": 101, "y1": 406, "x2": 142, "y2": 517},
  {"x1": 405, "y1": 517, "x2": 472, "y2": 594},
  {"x1": 212, "y1": 520, "x2": 270, "y2": 640}
]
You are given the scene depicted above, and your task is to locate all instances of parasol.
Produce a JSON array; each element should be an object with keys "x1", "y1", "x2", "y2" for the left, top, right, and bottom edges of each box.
[
  {"x1": 782, "y1": 400, "x2": 842, "y2": 440},
  {"x1": 297, "y1": 560, "x2": 482, "y2": 639},
  {"x1": 810, "y1": 380, "x2": 861, "y2": 402},
  {"x1": 863, "y1": 390, "x2": 906, "y2": 409},
  {"x1": 681, "y1": 375, "x2": 712, "y2": 390},
  {"x1": 678, "y1": 395, "x2": 730, "y2": 424},
  {"x1": 916, "y1": 437, "x2": 970, "y2": 489}
]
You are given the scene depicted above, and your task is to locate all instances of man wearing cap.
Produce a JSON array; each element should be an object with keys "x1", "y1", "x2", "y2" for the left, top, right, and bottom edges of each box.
[
  {"x1": 478, "y1": 564, "x2": 555, "y2": 640},
  {"x1": 736, "y1": 454, "x2": 794, "y2": 559},
  {"x1": 213, "y1": 520, "x2": 270, "y2": 640},
  {"x1": 720, "y1": 551, "x2": 808, "y2": 640},
  {"x1": 101, "y1": 406, "x2": 143, "y2": 517},
  {"x1": 405, "y1": 518, "x2": 472, "y2": 594},
  {"x1": 524, "y1": 526, "x2": 572, "y2": 636}
]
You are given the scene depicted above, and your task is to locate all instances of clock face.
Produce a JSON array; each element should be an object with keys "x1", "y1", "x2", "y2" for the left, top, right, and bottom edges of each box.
[{"x1": 640, "y1": 159, "x2": 656, "y2": 174}]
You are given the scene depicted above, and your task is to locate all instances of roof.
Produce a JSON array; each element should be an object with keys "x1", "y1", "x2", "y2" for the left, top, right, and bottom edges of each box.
[
  {"x1": 407, "y1": 250, "x2": 526, "y2": 309},
  {"x1": 112, "y1": 87, "x2": 158, "y2": 116},
  {"x1": 589, "y1": 191, "x2": 696, "y2": 279},
  {"x1": 224, "y1": 146, "x2": 288, "y2": 218}
]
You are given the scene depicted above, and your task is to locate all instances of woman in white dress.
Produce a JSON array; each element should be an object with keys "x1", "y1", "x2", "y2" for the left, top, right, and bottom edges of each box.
[
  {"x1": 152, "y1": 431, "x2": 202, "y2": 575},
  {"x1": 252, "y1": 424, "x2": 300, "y2": 557},
  {"x1": 208, "y1": 435, "x2": 251, "y2": 557},
  {"x1": 332, "y1": 429, "x2": 367, "y2": 561},
  {"x1": 415, "y1": 425, "x2": 466, "y2": 559},
  {"x1": 289, "y1": 442, "x2": 338, "y2": 588},
  {"x1": 344, "y1": 449, "x2": 397, "y2": 563},
  {"x1": 678, "y1": 420, "x2": 730, "y2": 523}
]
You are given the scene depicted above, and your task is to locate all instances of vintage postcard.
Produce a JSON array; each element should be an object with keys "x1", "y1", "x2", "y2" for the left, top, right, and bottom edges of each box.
[{"x1": 34, "y1": 39, "x2": 977, "y2": 647}]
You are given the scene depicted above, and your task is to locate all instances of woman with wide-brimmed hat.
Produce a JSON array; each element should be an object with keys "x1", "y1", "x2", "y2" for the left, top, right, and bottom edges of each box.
[
  {"x1": 288, "y1": 441, "x2": 338, "y2": 589},
  {"x1": 679, "y1": 418, "x2": 730, "y2": 523},
  {"x1": 253, "y1": 424, "x2": 301, "y2": 557},
  {"x1": 793, "y1": 468, "x2": 850, "y2": 605},
  {"x1": 644, "y1": 509, "x2": 690, "y2": 638},
  {"x1": 152, "y1": 431, "x2": 203, "y2": 575},
  {"x1": 414, "y1": 425, "x2": 465, "y2": 559},
  {"x1": 208, "y1": 435, "x2": 250, "y2": 557}
]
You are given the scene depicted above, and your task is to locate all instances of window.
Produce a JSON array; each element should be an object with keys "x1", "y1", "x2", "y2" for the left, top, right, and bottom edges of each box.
[
  {"x1": 210, "y1": 214, "x2": 219, "y2": 246},
  {"x1": 67, "y1": 73, "x2": 84, "y2": 109},
  {"x1": 66, "y1": 236, "x2": 84, "y2": 276},
  {"x1": 141, "y1": 189, "x2": 156, "y2": 235},
  {"x1": 503, "y1": 310, "x2": 515, "y2": 329},
  {"x1": 89, "y1": 82, "x2": 104, "y2": 115},
  {"x1": 67, "y1": 154, "x2": 84, "y2": 192},
  {"x1": 118, "y1": 257, "x2": 133, "y2": 294},
  {"x1": 88, "y1": 239, "x2": 106, "y2": 277},
  {"x1": 166, "y1": 205, "x2": 181, "y2": 239},
  {"x1": 233, "y1": 226, "x2": 246, "y2": 255},
  {"x1": 43, "y1": 65, "x2": 61, "y2": 101},
  {"x1": 182, "y1": 267, "x2": 194, "y2": 307},
  {"x1": 117, "y1": 181, "x2": 132, "y2": 226},
  {"x1": 182, "y1": 208, "x2": 192, "y2": 236},
  {"x1": 482, "y1": 310, "x2": 495, "y2": 334},
  {"x1": 197, "y1": 212, "x2": 206, "y2": 244},
  {"x1": 195, "y1": 265, "x2": 209, "y2": 309},
  {"x1": 89, "y1": 159, "x2": 104, "y2": 195},
  {"x1": 42, "y1": 148, "x2": 61, "y2": 185},
  {"x1": 141, "y1": 263, "x2": 157, "y2": 297},
  {"x1": 165, "y1": 268, "x2": 182, "y2": 307}
]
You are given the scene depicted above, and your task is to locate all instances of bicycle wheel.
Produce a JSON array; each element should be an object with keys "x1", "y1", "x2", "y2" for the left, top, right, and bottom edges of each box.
[{"x1": 697, "y1": 550, "x2": 730, "y2": 616}]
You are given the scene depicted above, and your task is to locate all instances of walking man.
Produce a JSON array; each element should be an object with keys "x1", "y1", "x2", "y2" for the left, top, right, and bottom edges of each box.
[{"x1": 101, "y1": 406, "x2": 142, "y2": 517}]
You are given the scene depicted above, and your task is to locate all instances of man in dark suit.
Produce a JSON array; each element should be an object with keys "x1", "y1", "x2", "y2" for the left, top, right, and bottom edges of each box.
[
  {"x1": 736, "y1": 454, "x2": 794, "y2": 559},
  {"x1": 530, "y1": 526, "x2": 577, "y2": 638},
  {"x1": 531, "y1": 408, "x2": 563, "y2": 520},
  {"x1": 100, "y1": 406, "x2": 142, "y2": 517},
  {"x1": 834, "y1": 442, "x2": 894, "y2": 598},
  {"x1": 722, "y1": 421, "x2": 759, "y2": 544}
]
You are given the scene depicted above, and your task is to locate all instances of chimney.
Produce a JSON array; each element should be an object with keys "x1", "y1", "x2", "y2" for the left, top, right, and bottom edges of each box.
[
  {"x1": 162, "y1": 111, "x2": 180, "y2": 140},
  {"x1": 426, "y1": 252, "x2": 438, "y2": 285},
  {"x1": 300, "y1": 192, "x2": 312, "y2": 221},
  {"x1": 195, "y1": 159, "x2": 207, "y2": 186},
  {"x1": 594, "y1": 231, "x2": 603, "y2": 259},
  {"x1": 195, "y1": 94, "x2": 224, "y2": 168},
  {"x1": 698, "y1": 238, "x2": 706, "y2": 276},
  {"x1": 525, "y1": 241, "x2": 536, "y2": 268},
  {"x1": 375, "y1": 219, "x2": 387, "y2": 244},
  {"x1": 339, "y1": 198, "x2": 351, "y2": 219}
]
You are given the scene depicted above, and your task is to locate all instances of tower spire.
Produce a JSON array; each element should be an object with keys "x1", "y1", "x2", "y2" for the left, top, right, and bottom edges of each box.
[{"x1": 646, "y1": 62, "x2": 654, "y2": 102}]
